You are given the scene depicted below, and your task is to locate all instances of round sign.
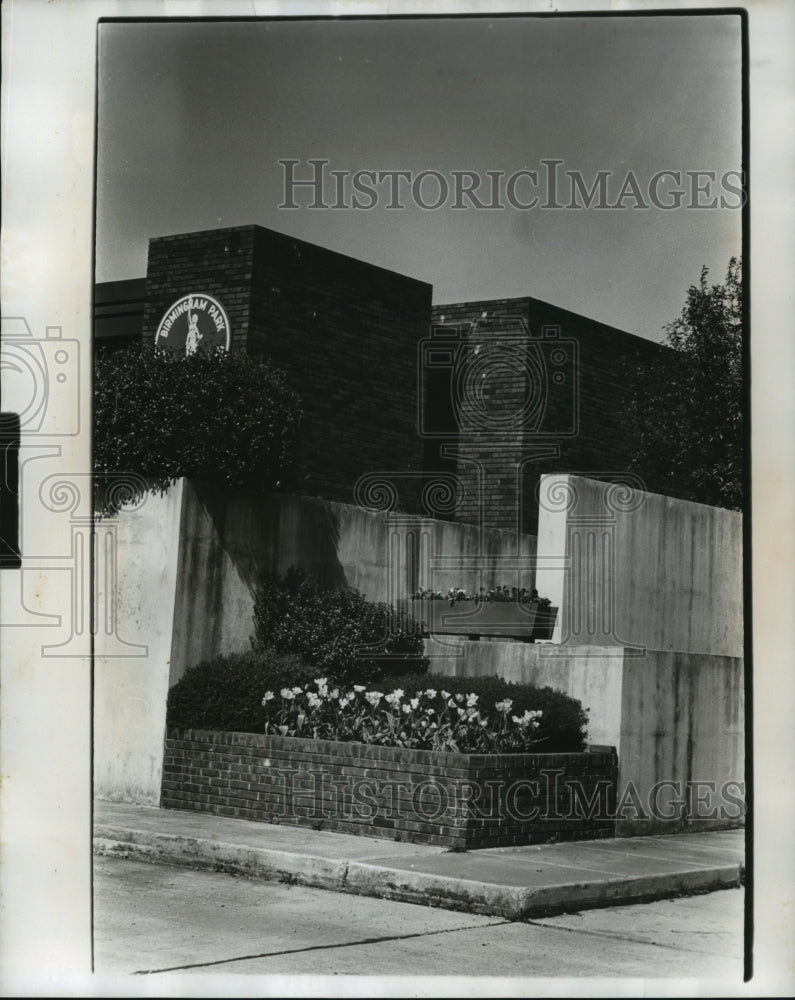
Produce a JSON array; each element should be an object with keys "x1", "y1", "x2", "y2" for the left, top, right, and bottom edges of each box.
[{"x1": 154, "y1": 294, "x2": 231, "y2": 355}]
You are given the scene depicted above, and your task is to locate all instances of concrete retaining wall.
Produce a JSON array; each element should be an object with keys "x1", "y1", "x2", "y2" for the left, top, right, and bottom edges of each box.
[
  {"x1": 96, "y1": 474, "x2": 744, "y2": 835},
  {"x1": 168, "y1": 480, "x2": 536, "y2": 685},
  {"x1": 427, "y1": 638, "x2": 626, "y2": 750},
  {"x1": 431, "y1": 637, "x2": 744, "y2": 835},
  {"x1": 534, "y1": 474, "x2": 743, "y2": 657},
  {"x1": 95, "y1": 481, "x2": 536, "y2": 804},
  {"x1": 93, "y1": 481, "x2": 185, "y2": 805}
]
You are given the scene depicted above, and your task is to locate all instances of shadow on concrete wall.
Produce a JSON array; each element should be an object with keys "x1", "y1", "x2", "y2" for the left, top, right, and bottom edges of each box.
[
  {"x1": 168, "y1": 479, "x2": 540, "y2": 684},
  {"x1": 169, "y1": 481, "x2": 349, "y2": 683},
  {"x1": 191, "y1": 480, "x2": 348, "y2": 596}
]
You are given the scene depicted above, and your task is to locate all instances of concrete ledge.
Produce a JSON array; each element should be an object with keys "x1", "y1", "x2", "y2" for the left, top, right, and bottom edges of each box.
[
  {"x1": 94, "y1": 833, "x2": 350, "y2": 893},
  {"x1": 94, "y1": 804, "x2": 744, "y2": 921}
]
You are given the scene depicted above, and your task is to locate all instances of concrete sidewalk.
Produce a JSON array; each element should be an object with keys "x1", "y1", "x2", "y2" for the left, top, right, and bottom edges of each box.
[{"x1": 94, "y1": 801, "x2": 744, "y2": 922}]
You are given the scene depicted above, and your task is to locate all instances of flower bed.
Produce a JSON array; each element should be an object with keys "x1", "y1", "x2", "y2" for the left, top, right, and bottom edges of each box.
[
  {"x1": 261, "y1": 678, "x2": 546, "y2": 753},
  {"x1": 162, "y1": 678, "x2": 610, "y2": 848},
  {"x1": 161, "y1": 731, "x2": 617, "y2": 849}
]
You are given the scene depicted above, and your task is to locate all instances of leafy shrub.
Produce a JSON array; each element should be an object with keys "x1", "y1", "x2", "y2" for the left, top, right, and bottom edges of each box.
[
  {"x1": 251, "y1": 568, "x2": 429, "y2": 685},
  {"x1": 94, "y1": 344, "x2": 302, "y2": 505},
  {"x1": 261, "y1": 678, "x2": 545, "y2": 753},
  {"x1": 166, "y1": 649, "x2": 315, "y2": 733},
  {"x1": 381, "y1": 672, "x2": 588, "y2": 752},
  {"x1": 166, "y1": 654, "x2": 587, "y2": 753}
]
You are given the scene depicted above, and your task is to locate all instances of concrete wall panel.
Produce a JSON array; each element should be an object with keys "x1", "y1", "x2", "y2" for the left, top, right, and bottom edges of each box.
[
  {"x1": 430, "y1": 637, "x2": 626, "y2": 751},
  {"x1": 93, "y1": 481, "x2": 185, "y2": 804},
  {"x1": 616, "y1": 651, "x2": 744, "y2": 835},
  {"x1": 138, "y1": 480, "x2": 537, "y2": 686},
  {"x1": 98, "y1": 478, "x2": 744, "y2": 834},
  {"x1": 535, "y1": 474, "x2": 743, "y2": 656},
  {"x1": 444, "y1": 637, "x2": 744, "y2": 835}
]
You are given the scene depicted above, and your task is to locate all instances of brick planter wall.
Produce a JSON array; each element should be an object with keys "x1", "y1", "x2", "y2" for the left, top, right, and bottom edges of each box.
[{"x1": 162, "y1": 730, "x2": 618, "y2": 849}]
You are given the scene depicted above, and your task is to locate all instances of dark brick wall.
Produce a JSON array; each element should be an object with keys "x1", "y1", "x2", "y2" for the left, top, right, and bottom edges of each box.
[
  {"x1": 95, "y1": 278, "x2": 147, "y2": 353},
  {"x1": 162, "y1": 729, "x2": 618, "y2": 848},
  {"x1": 431, "y1": 297, "x2": 677, "y2": 532},
  {"x1": 122, "y1": 228, "x2": 683, "y2": 527},
  {"x1": 141, "y1": 225, "x2": 431, "y2": 510},
  {"x1": 247, "y1": 227, "x2": 430, "y2": 506},
  {"x1": 142, "y1": 228, "x2": 255, "y2": 351}
]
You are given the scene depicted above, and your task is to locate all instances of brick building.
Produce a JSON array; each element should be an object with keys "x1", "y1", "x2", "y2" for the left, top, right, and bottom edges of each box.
[
  {"x1": 94, "y1": 223, "x2": 672, "y2": 533},
  {"x1": 424, "y1": 297, "x2": 668, "y2": 532}
]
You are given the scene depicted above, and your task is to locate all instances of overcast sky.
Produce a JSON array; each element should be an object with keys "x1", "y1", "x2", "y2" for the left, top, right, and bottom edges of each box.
[{"x1": 96, "y1": 14, "x2": 742, "y2": 343}]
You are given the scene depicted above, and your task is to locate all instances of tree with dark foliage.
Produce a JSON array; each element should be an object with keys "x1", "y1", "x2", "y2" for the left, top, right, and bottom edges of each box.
[
  {"x1": 94, "y1": 344, "x2": 302, "y2": 507},
  {"x1": 627, "y1": 258, "x2": 743, "y2": 511}
]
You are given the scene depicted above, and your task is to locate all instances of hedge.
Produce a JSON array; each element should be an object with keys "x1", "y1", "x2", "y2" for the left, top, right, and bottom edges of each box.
[
  {"x1": 166, "y1": 658, "x2": 588, "y2": 753},
  {"x1": 166, "y1": 649, "x2": 315, "y2": 733},
  {"x1": 251, "y1": 568, "x2": 428, "y2": 685}
]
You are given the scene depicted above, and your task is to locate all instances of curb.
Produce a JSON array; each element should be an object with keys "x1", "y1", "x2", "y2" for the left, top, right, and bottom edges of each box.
[{"x1": 94, "y1": 827, "x2": 744, "y2": 920}]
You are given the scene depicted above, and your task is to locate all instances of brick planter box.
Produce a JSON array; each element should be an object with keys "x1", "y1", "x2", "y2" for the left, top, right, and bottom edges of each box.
[{"x1": 162, "y1": 730, "x2": 618, "y2": 848}]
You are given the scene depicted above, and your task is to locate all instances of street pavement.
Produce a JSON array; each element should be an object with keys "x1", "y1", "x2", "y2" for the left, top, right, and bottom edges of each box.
[{"x1": 93, "y1": 855, "x2": 745, "y2": 983}]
